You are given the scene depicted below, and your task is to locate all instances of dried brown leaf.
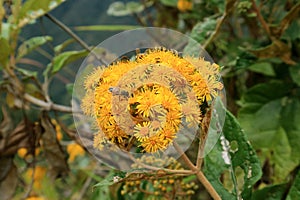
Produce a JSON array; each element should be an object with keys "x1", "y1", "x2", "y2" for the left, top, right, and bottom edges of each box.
[
  {"x1": 270, "y1": 2, "x2": 300, "y2": 38},
  {"x1": 249, "y1": 39, "x2": 296, "y2": 65},
  {"x1": 41, "y1": 113, "x2": 68, "y2": 179},
  {"x1": 0, "y1": 158, "x2": 18, "y2": 200},
  {"x1": 0, "y1": 120, "x2": 32, "y2": 156}
]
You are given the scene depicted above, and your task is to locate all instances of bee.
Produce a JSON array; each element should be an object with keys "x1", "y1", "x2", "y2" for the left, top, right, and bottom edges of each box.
[{"x1": 109, "y1": 87, "x2": 129, "y2": 98}]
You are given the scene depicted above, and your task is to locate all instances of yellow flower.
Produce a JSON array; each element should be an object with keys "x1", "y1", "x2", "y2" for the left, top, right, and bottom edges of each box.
[
  {"x1": 165, "y1": 110, "x2": 182, "y2": 131},
  {"x1": 51, "y1": 118, "x2": 63, "y2": 141},
  {"x1": 140, "y1": 135, "x2": 167, "y2": 152},
  {"x1": 135, "y1": 89, "x2": 158, "y2": 118},
  {"x1": 81, "y1": 48, "x2": 223, "y2": 153},
  {"x1": 67, "y1": 143, "x2": 85, "y2": 162},
  {"x1": 177, "y1": 0, "x2": 193, "y2": 12},
  {"x1": 134, "y1": 121, "x2": 151, "y2": 142},
  {"x1": 182, "y1": 102, "x2": 201, "y2": 127},
  {"x1": 25, "y1": 197, "x2": 45, "y2": 200},
  {"x1": 25, "y1": 166, "x2": 47, "y2": 189}
]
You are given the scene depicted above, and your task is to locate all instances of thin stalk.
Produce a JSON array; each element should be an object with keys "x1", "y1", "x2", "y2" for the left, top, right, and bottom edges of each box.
[
  {"x1": 45, "y1": 13, "x2": 106, "y2": 65},
  {"x1": 173, "y1": 142, "x2": 221, "y2": 200}
]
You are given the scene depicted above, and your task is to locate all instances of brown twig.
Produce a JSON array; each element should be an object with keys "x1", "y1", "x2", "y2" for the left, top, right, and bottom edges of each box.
[
  {"x1": 45, "y1": 13, "x2": 105, "y2": 65},
  {"x1": 173, "y1": 142, "x2": 196, "y2": 171},
  {"x1": 173, "y1": 142, "x2": 221, "y2": 200},
  {"x1": 251, "y1": 0, "x2": 270, "y2": 37},
  {"x1": 196, "y1": 171, "x2": 221, "y2": 200}
]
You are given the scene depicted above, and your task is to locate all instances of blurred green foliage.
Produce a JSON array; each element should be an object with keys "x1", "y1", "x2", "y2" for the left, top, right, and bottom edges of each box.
[{"x1": 0, "y1": 0, "x2": 299, "y2": 199}]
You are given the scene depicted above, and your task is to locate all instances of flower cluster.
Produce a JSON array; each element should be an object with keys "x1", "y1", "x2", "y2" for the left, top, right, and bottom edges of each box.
[
  {"x1": 121, "y1": 156, "x2": 198, "y2": 199},
  {"x1": 81, "y1": 48, "x2": 223, "y2": 153}
]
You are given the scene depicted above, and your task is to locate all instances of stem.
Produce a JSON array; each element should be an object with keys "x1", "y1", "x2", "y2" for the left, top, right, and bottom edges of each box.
[
  {"x1": 251, "y1": 0, "x2": 270, "y2": 37},
  {"x1": 45, "y1": 13, "x2": 92, "y2": 53},
  {"x1": 196, "y1": 171, "x2": 222, "y2": 200},
  {"x1": 173, "y1": 142, "x2": 196, "y2": 171},
  {"x1": 203, "y1": 15, "x2": 226, "y2": 49},
  {"x1": 173, "y1": 142, "x2": 221, "y2": 200},
  {"x1": 23, "y1": 93, "x2": 79, "y2": 113},
  {"x1": 45, "y1": 13, "x2": 105, "y2": 65}
]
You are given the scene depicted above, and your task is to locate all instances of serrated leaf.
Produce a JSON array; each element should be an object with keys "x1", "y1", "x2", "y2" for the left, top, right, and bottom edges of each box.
[
  {"x1": 248, "y1": 62, "x2": 275, "y2": 76},
  {"x1": 50, "y1": 50, "x2": 88, "y2": 74},
  {"x1": 18, "y1": 0, "x2": 66, "y2": 28},
  {"x1": 0, "y1": 37, "x2": 10, "y2": 68},
  {"x1": 238, "y1": 81, "x2": 300, "y2": 183},
  {"x1": 17, "y1": 36, "x2": 52, "y2": 60},
  {"x1": 289, "y1": 63, "x2": 300, "y2": 87},
  {"x1": 204, "y1": 109, "x2": 262, "y2": 199},
  {"x1": 286, "y1": 170, "x2": 300, "y2": 200}
]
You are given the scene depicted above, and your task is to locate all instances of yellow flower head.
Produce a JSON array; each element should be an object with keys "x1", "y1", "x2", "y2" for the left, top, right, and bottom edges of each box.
[
  {"x1": 81, "y1": 48, "x2": 223, "y2": 153},
  {"x1": 67, "y1": 143, "x2": 85, "y2": 162},
  {"x1": 177, "y1": 0, "x2": 193, "y2": 12}
]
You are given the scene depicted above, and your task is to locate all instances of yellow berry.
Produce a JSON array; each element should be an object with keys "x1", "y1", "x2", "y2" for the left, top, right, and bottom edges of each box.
[{"x1": 18, "y1": 148, "x2": 27, "y2": 158}]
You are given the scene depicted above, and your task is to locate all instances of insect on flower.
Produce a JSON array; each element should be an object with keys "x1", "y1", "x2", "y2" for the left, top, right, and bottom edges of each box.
[{"x1": 109, "y1": 86, "x2": 129, "y2": 98}]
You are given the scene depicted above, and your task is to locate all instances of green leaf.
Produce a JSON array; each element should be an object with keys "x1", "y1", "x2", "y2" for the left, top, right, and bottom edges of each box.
[
  {"x1": 74, "y1": 25, "x2": 141, "y2": 32},
  {"x1": 126, "y1": 2, "x2": 144, "y2": 13},
  {"x1": 238, "y1": 81, "x2": 300, "y2": 183},
  {"x1": 286, "y1": 170, "x2": 300, "y2": 200},
  {"x1": 160, "y1": 0, "x2": 177, "y2": 7},
  {"x1": 0, "y1": 37, "x2": 10, "y2": 68},
  {"x1": 0, "y1": 2, "x2": 5, "y2": 30},
  {"x1": 189, "y1": 18, "x2": 217, "y2": 45},
  {"x1": 17, "y1": 36, "x2": 52, "y2": 60},
  {"x1": 93, "y1": 171, "x2": 126, "y2": 188},
  {"x1": 289, "y1": 63, "x2": 300, "y2": 87},
  {"x1": 54, "y1": 39, "x2": 74, "y2": 54},
  {"x1": 1, "y1": 23, "x2": 10, "y2": 40},
  {"x1": 248, "y1": 62, "x2": 275, "y2": 76},
  {"x1": 204, "y1": 109, "x2": 262, "y2": 199},
  {"x1": 107, "y1": 1, "x2": 146, "y2": 17},
  {"x1": 282, "y1": 19, "x2": 300, "y2": 40},
  {"x1": 49, "y1": 50, "x2": 88, "y2": 75},
  {"x1": 270, "y1": 2, "x2": 300, "y2": 38},
  {"x1": 16, "y1": 68, "x2": 38, "y2": 78},
  {"x1": 251, "y1": 184, "x2": 287, "y2": 200},
  {"x1": 18, "y1": 0, "x2": 66, "y2": 28},
  {"x1": 66, "y1": 83, "x2": 73, "y2": 95}
]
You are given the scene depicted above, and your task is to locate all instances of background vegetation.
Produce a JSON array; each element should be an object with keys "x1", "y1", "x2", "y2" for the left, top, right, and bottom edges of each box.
[{"x1": 0, "y1": 0, "x2": 299, "y2": 199}]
